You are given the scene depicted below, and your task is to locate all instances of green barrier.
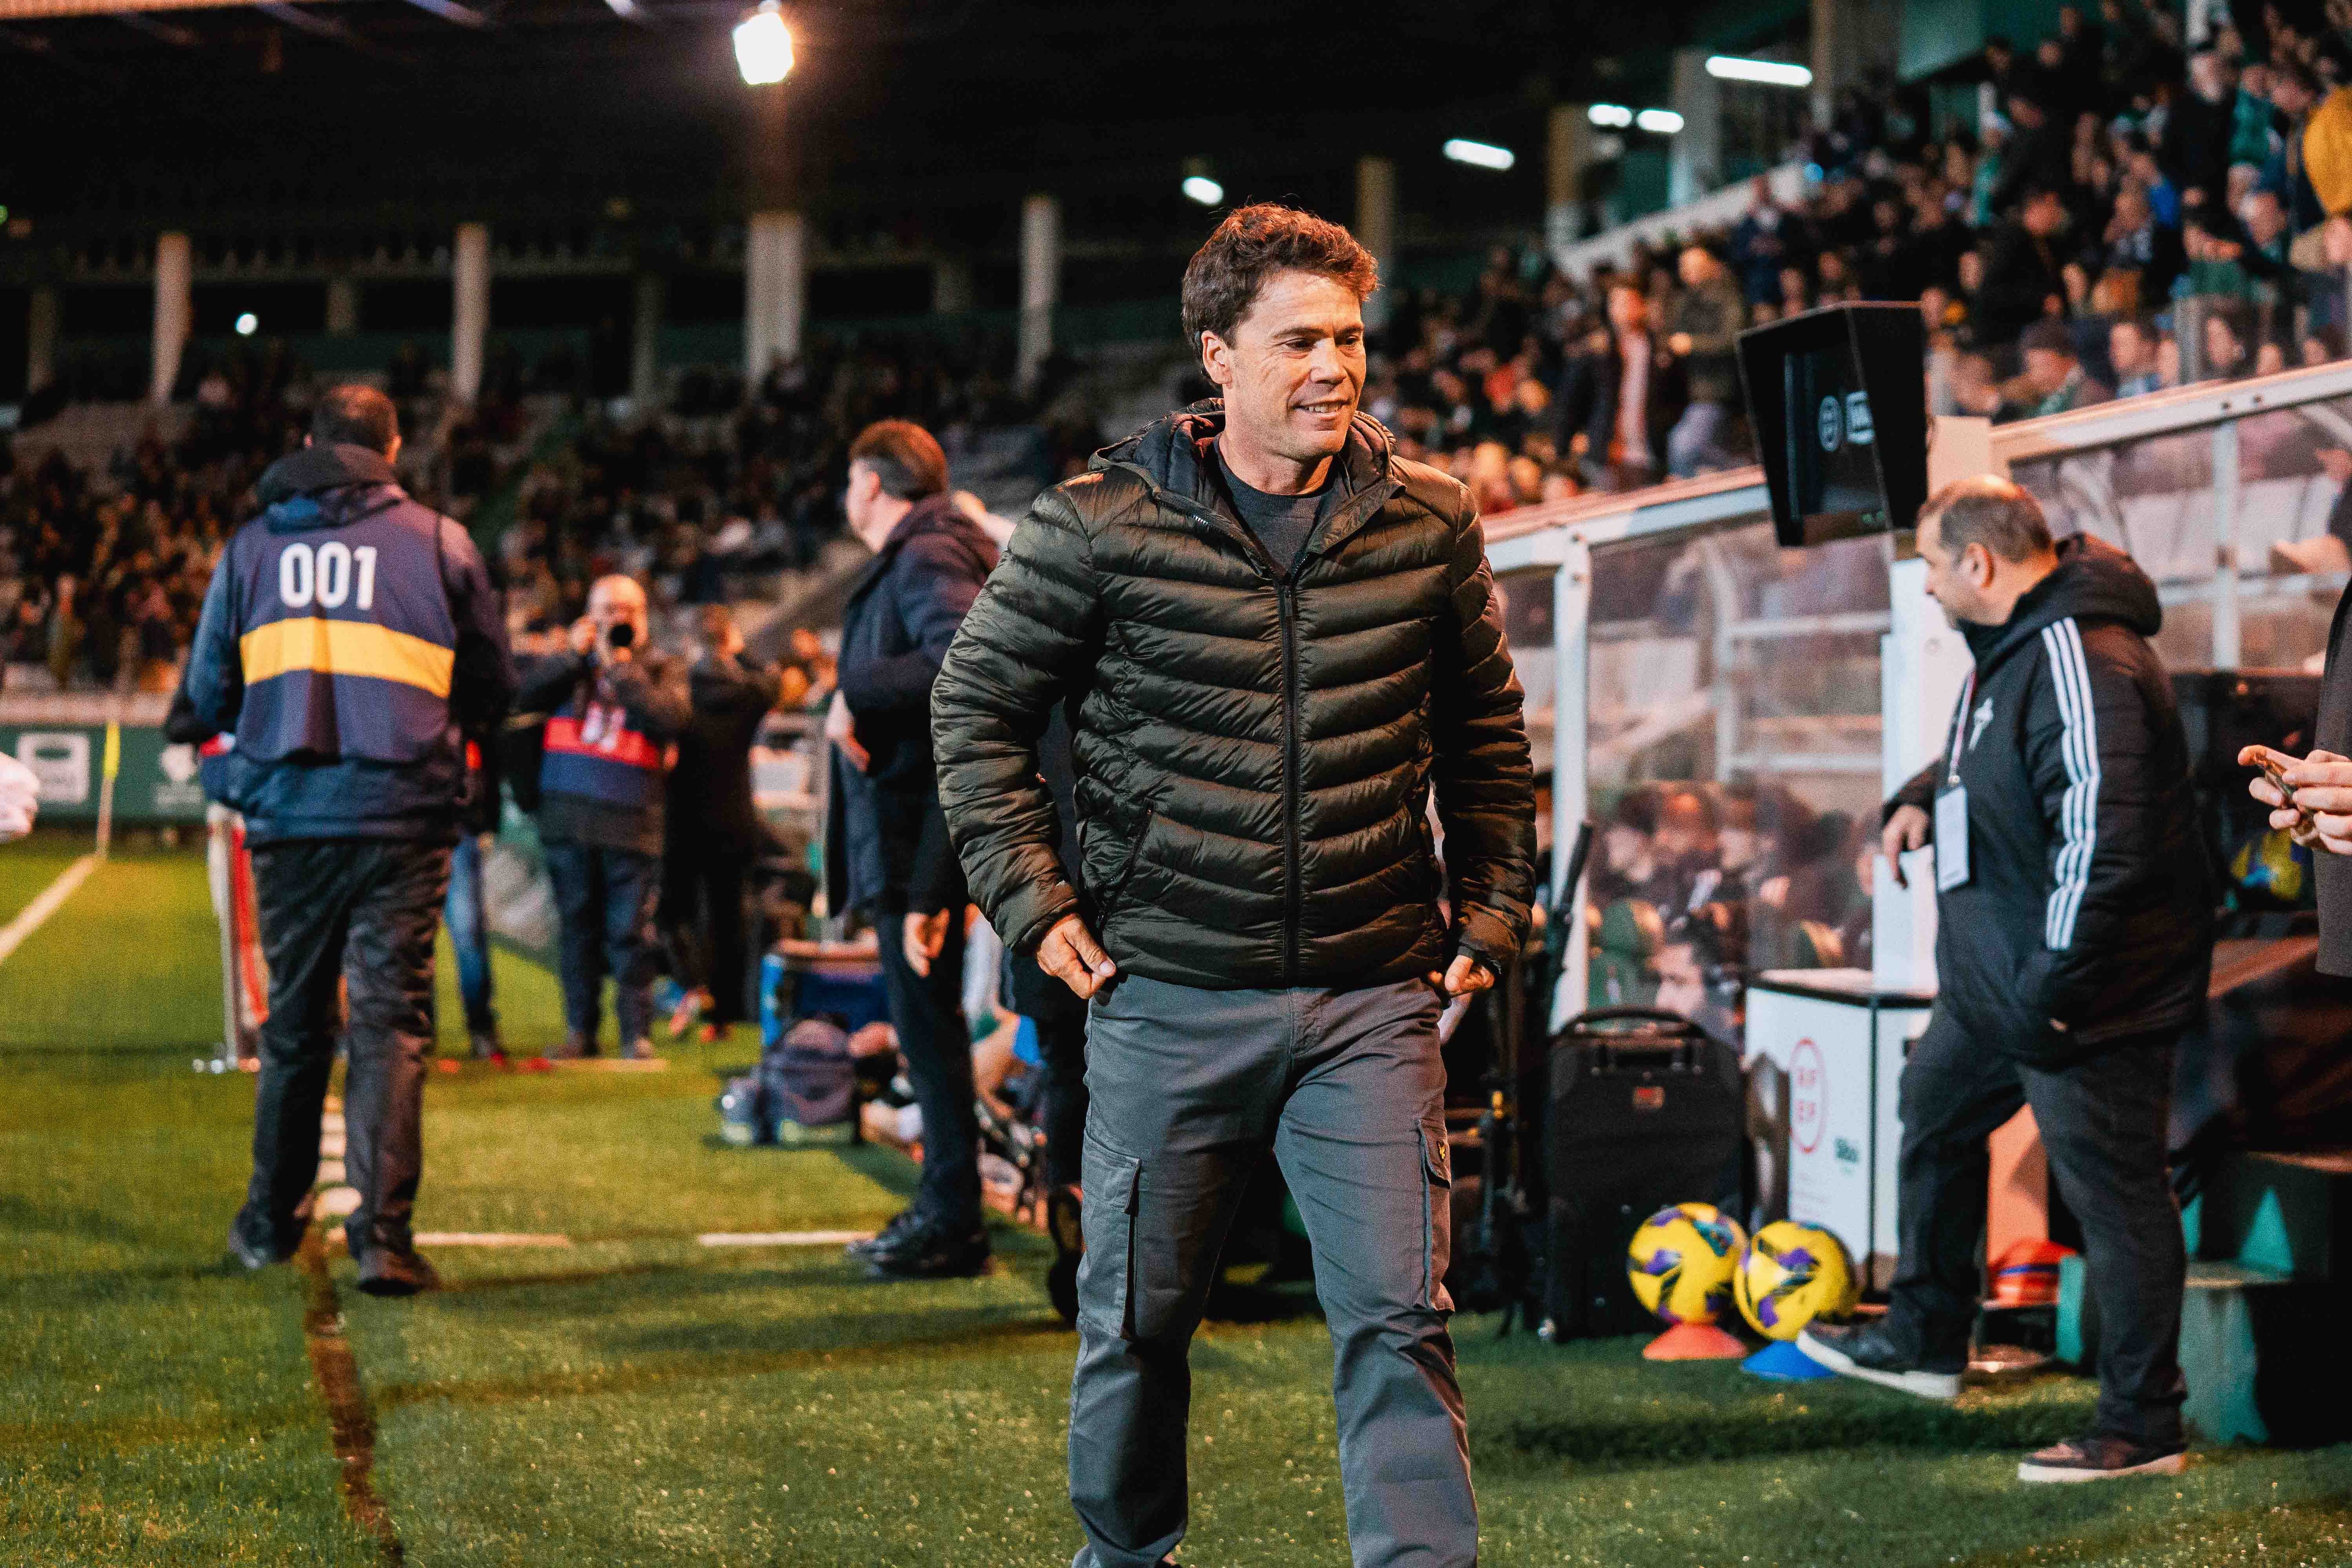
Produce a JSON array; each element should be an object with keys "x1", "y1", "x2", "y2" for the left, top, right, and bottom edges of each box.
[{"x1": 0, "y1": 724, "x2": 207, "y2": 825}]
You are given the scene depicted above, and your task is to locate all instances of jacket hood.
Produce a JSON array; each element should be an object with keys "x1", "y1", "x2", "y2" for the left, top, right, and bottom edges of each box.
[
  {"x1": 255, "y1": 443, "x2": 405, "y2": 530},
  {"x1": 1092, "y1": 398, "x2": 1395, "y2": 508},
  {"x1": 1963, "y1": 533, "x2": 2161, "y2": 671},
  {"x1": 878, "y1": 491, "x2": 997, "y2": 566}
]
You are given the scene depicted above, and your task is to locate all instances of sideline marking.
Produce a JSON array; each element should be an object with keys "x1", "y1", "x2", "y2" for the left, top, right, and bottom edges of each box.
[
  {"x1": 296, "y1": 1230, "x2": 403, "y2": 1564},
  {"x1": 0, "y1": 853, "x2": 95, "y2": 966},
  {"x1": 411, "y1": 1232, "x2": 573, "y2": 1248},
  {"x1": 698, "y1": 1230, "x2": 873, "y2": 1248}
]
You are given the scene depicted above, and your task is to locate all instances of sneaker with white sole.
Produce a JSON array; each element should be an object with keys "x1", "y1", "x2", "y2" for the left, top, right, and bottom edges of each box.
[
  {"x1": 2017, "y1": 1432, "x2": 2187, "y2": 1483},
  {"x1": 1797, "y1": 1321, "x2": 1964, "y2": 1401}
]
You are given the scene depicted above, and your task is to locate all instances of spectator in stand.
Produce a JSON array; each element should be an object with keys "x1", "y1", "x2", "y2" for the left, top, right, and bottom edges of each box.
[
  {"x1": 2162, "y1": 49, "x2": 2238, "y2": 212},
  {"x1": 1665, "y1": 245, "x2": 1746, "y2": 478},
  {"x1": 1555, "y1": 284, "x2": 1688, "y2": 492},
  {"x1": 2110, "y1": 316, "x2": 2165, "y2": 397},
  {"x1": 660, "y1": 604, "x2": 782, "y2": 1042},
  {"x1": 2013, "y1": 319, "x2": 2115, "y2": 418},
  {"x1": 1977, "y1": 184, "x2": 2074, "y2": 350}
]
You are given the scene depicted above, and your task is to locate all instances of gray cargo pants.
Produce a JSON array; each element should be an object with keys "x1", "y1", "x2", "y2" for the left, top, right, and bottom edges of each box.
[{"x1": 1069, "y1": 973, "x2": 1476, "y2": 1568}]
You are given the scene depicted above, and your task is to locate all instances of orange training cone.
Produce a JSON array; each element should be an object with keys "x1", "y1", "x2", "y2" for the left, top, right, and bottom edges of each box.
[{"x1": 1642, "y1": 1321, "x2": 1750, "y2": 1361}]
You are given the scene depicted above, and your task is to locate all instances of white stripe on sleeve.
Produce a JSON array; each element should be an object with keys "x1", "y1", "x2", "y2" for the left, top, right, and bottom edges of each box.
[{"x1": 2040, "y1": 618, "x2": 2099, "y2": 949}]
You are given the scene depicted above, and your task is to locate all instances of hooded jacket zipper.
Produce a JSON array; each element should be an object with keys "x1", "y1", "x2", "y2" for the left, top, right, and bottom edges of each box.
[{"x1": 1275, "y1": 574, "x2": 1302, "y2": 985}]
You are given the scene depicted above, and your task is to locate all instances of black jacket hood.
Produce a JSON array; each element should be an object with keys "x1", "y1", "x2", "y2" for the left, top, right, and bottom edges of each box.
[
  {"x1": 1963, "y1": 533, "x2": 2161, "y2": 674},
  {"x1": 255, "y1": 443, "x2": 403, "y2": 528}
]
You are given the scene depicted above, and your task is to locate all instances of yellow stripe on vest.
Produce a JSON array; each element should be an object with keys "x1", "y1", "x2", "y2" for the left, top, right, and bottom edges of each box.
[{"x1": 239, "y1": 617, "x2": 455, "y2": 697}]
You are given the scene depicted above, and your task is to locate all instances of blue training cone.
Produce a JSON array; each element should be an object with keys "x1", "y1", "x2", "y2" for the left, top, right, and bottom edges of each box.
[{"x1": 1743, "y1": 1338, "x2": 1836, "y2": 1380}]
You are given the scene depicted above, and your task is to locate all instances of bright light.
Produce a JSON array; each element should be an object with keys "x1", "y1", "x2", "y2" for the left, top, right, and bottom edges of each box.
[
  {"x1": 733, "y1": 1, "x2": 793, "y2": 86},
  {"x1": 1705, "y1": 55, "x2": 1813, "y2": 87},
  {"x1": 1181, "y1": 175, "x2": 1224, "y2": 206},
  {"x1": 1443, "y1": 138, "x2": 1515, "y2": 171},
  {"x1": 234, "y1": 313, "x2": 258, "y2": 337},
  {"x1": 1636, "y1": 108, "x2": 1685, "y2": 134},
  {"x1": 1587, "y1": 103, "x2": 1633, "y2": 128}
]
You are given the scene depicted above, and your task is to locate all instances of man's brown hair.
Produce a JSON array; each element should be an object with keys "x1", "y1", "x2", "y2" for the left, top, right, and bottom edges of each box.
[
  {"x1": 849, "y1": 419, "x2": 949, "y2": 501},
  {"x1": 1180, "y1": 204, "x2": 1379, "y2": 352},
  {"x1": 313, "y1": 383, "x2": 399, "y2": 456}
]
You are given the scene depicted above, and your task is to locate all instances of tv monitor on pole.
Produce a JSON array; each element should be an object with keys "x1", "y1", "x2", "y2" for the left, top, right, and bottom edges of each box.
[{"x1": 1735, "y1": 302, "x2": 1927, "y2": 548}]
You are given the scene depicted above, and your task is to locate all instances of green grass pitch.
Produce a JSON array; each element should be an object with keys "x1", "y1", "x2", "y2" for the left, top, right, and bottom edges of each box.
[{"x1": 2, "y1": 839, "x2": 2350, "y2": 1564}]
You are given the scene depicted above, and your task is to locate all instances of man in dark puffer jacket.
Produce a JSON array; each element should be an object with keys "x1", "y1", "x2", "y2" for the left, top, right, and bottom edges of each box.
[{"x1": 933, "y1": 206, "x2": 1534, "y2": 1568}]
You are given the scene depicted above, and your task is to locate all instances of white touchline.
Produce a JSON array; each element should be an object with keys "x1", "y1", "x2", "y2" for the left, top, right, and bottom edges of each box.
[
  {"x1": 410, "y1": 1233, "x2": 576, "y2": 1248},
  {"x1": 0, "y1": 854, "x2": 96, "y2": 966},
  {"x1": 697, "y1": 1231, "x2": 874, "y2": 1248}
]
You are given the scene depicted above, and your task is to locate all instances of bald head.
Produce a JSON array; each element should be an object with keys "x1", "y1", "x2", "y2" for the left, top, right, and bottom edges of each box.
[{"x1": 588, "y1": 574, "x2": 650, "y2": 653}]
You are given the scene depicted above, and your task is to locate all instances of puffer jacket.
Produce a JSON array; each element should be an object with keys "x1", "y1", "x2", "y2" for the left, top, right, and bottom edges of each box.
[
  {"x1": 931, "y1": 401, "x2": 1536, "y2": 991},
  {"x1": 1888, "y1": 534, "x2": 2214, "y2": 1060}
]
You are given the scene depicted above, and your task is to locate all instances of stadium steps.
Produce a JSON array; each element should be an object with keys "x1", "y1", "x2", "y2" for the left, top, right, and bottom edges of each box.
[
  {"x1": 2057, "y1": 1150, "x2": 2352, "y2": 1445},
  {"x1": 8, "y1": 401, "x2": 192, "y2": 486}
]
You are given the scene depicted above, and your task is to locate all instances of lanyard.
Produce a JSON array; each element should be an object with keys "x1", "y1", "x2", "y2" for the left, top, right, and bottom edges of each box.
[{"x1": 1944, "y1": 670, "x2": 1977, "y2": 789}]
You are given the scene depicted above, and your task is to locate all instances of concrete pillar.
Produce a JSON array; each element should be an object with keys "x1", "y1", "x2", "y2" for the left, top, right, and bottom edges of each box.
[
  {"x1": 631, "y1": 271, "x2": 663, "y2": 406},
  {"x1": 1354, "y1": 156, "x2": 1397, "y2": 331},
  {"x1": 746, "y1": 210, "x2": 807, "y2": 387},
  {"x1": 325, "y1": 276, "x2": 359, "y2": 336},
  {"x1": 1668, "y1": 48, "x2": 1721, "y2": 207},
  {"x1": 1018, "y1": 193, "x2": 1058, "y2": 391},
  {"x1": 149, "y1": 231, "x2": 191, "y2": 405},
  {"x1": 25, "y1": 285, "x2": 58, "y2": 394},
  {"x1": 1545, "y1": 105, "x2": 1590, "y2": 269},
  {"x1": 1812, "y1": 0, "x2": 1899, "y2": 126},
  {"x1": 931, "y1": 256, "x2": 974, "y2": 317},
  {"x1": 451, "y1": 222, "x2": 490, "y2": 406}
]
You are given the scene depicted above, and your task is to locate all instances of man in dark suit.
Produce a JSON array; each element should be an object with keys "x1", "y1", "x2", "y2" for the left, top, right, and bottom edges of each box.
[
  {"x1": 661, "y1": 603, "x2": 783, "y2": 1039},
  {"x1": 825, "y1": 419, "x2": 1000, "y2": 1280},
  {"x1": 2250, "y1": 592, "x2": 2352, "y2": 971},
  {"x1": 1554, "y1": 283, "x2": 1689, "y2": 491}
]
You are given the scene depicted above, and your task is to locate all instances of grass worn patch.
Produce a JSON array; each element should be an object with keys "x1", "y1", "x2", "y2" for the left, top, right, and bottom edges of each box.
[{"x1": 5, "y1": 846, "x2": 2352, "y2": 1566}]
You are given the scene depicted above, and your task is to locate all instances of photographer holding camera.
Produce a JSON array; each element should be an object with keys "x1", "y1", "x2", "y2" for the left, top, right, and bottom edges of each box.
[{"x1": 522, "y1": 573, "x2": 691, "y2": 1061}]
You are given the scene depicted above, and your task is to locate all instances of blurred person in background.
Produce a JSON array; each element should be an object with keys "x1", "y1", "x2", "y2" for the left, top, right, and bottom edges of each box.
[
  {"x1": 2109, "y1": 316, "x2": 2165, "y2": 397},
  {"x1": 826, "y1": 418, "x2": 1000, "y2": 1281},
  {"x1": 1555, "y1": 283, "x2": 1688, "y2": 491},
  {"x1": 522, "y1": 573, "x2": 690, "y2": 1063},
  {"x1": 660, "y1": 603, "x2": 782, "y2": 1041},
  {"x1": 1664, "y1": 244, "x2": 1747, "y2": 477},
  {"x1": 2014, "y1": 319, "x2": 2114, "y2": 417}
]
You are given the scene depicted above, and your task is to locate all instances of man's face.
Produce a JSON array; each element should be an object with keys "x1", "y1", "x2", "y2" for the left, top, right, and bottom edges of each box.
[
  {"x1": 2024, "y1": 193, "x2": 2065, "y2": 236},
  {"x1": 588, "y1": 578, "x2": 650, "y2": 644},
  {"x1": 842, "y1": 460, "x2": 891, "y2": 548},
  {"x1": 1917, "y1": 511, "x2": 1994, "y2": 626},
  {"x1": 1199, "y1": 270, "x2": 1367, "y2": 471},
  {"x1": 2023, "y1": 347, "x2": 2075, "y2": 394},
  {"x1": 2248, "y1": 193, "x2": 2287, "y2": 245},
  {"x1": 1677, "y1": 248, "x2": 1715, "y2": 288},
  {"x1": 2111, "y1": 322, "x2": 2152, "y2": 374},
  {"x1": 1607, "y1": 286, "x2": 1649, "y2": 336}
]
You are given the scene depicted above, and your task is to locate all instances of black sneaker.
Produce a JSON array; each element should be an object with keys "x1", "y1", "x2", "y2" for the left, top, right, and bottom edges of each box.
[
  {"x1": 1798, "y1": 1321, "x2": 1964, "y2": 1401},
  {"x1": 227, "y1": 1195, "x2": 312, "y2": 1271},
  {"x1": 846, "y1": 1206, "x2": 931, "y2": 1262},
  {"x1": 1046, "y1": 1184, "x2": 1084, "y2": 1326},
  {"x1": 354, "y1": 1247, "x2": 442, "y2": 1297},
  {"x1": 469, "y1": 1027, "x2": 505, "y2": 1063},
  {"x1": 2018, "y1": 1432, "x2": 2187, "y2": 1483},
  {"x1": 866, "y1": 1221, "x2": 991, "y2": 1281}
]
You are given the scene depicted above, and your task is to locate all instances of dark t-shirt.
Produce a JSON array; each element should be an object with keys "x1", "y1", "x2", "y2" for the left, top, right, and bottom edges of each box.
[{"x1": 1216, "y1": 447, "x2": 1337, "y2": 573}]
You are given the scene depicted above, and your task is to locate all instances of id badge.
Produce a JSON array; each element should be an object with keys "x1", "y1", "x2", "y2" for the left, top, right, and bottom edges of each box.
[{"x1": 1934, "y1": 786, "x2": 1971, "y2": 891}]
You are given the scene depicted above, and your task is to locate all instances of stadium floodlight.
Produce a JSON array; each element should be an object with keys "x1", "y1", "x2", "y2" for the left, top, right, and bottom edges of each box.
[
  {"x1": 1587, "y1": 103, "x2": 1634, "y2": 128},
  {"x1": 1182, "y1": 175, "x2": 1224, "y2": 206},
  {"x1": 1705, "y1": 55, "x2": 1813, "y2": 88},
  {"x1": 234, "y1": 313, "x2": 258, "y2": 337},
  {"x1": 1636, "y1": 108, "x2": 1685, "y2": 134},
  {"x1": 733, "y1": 1, "x2": 794, "y2": 86},
  {"x1": 1443, "y1": 138, "x2": 1515, "y2": 171}
]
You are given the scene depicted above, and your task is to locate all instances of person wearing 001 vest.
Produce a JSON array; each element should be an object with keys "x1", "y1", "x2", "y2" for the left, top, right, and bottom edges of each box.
[
  {"x1": 186, "y1": 385, "x2": 515, "y2": 1298},
  {"x1": 1798, "y1": 478, "x2": 2214, "y2": 1484},
  {"x1": 932, "y1": 207, "x2": 1535, "y2": 1568},
  {"x1": 520, "y1": 574, "x2": 691, "y2": 1062}
]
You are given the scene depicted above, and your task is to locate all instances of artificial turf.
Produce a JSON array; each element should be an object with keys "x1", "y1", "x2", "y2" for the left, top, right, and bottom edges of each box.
[{"x1": 4, "y1": 844, "x2": 2352, "y2": 1565}]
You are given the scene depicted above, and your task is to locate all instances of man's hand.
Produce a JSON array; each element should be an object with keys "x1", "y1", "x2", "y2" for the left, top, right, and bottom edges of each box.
[
  {"x1": 1426, "y1": 953, "x2": 1495, "y2": 997},
  {"x1": 902, "y1": 908, "x2": 951, "y2": 978},
  {"x1": 826, "y1": 691, "x2": 869, "y2": 774},
  {"x1": 568, "y1": 616, "x2": 598, "y2": 657},
  {"x1": 2280, "y1": 748, "x2": 2352, "y2": 854},
  {"x1": 1667, "y1": 331, "x2": 1694, "y2": 357},
  {"x1": 1881, "y1": 803, "x2": 1932, "y2": 889},
  {"x1": 1038, "y1": 914, "x2": 1117, "y2": 1000}
]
